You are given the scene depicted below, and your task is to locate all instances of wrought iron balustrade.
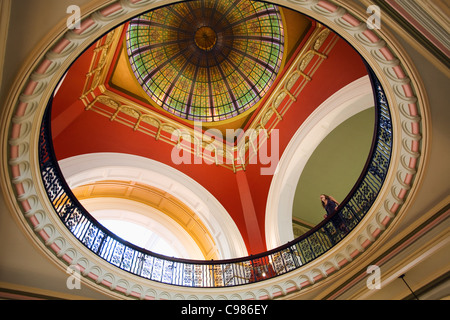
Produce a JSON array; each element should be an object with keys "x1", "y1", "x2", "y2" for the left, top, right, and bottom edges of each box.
[{"x1": 38, "y1": 67, "x2": 392, "y2": 288}]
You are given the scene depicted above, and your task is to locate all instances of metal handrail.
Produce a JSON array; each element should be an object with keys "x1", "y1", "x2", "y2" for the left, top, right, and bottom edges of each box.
[{"x1": 38, "y1": 66, "x2": 392, "y2": 288}]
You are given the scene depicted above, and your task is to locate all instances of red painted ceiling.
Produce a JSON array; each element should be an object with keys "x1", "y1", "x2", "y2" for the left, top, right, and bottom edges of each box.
[{"x1": 51, "y1": 23, "x2": 369, "y2": 255}]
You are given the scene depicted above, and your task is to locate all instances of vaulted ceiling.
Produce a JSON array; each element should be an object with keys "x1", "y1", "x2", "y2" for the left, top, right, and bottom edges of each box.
[{"x1": 50, "y1": 0, "x2": 372, "y2": 256}]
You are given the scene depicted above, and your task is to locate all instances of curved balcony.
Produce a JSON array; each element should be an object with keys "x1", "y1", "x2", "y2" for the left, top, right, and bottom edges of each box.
[{"x1": 38, "y1": 66, "x2": 392, "y2": 288}]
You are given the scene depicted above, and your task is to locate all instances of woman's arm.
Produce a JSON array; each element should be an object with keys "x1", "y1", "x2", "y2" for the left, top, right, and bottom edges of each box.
[{"x1": 329, "y1": 196, "x2": 339, "y2": 205}]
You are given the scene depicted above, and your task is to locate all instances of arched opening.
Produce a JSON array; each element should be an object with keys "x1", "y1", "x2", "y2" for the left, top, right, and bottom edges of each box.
[{"x1": 266, "y1": 75, "x2": 375, "y2": 247}]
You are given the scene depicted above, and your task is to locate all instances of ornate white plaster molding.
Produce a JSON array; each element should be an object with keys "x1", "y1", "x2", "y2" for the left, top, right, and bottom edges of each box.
[
  {"x1": 1, "y1": 0, "x2": 429, "y2": 299},
  {"x1": 58, "y1": 152, "x2": 248, "y2": 259}
]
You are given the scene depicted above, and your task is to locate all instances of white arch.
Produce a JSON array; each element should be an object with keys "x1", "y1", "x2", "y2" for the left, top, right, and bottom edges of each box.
[
  {"x1": 58, "y1": 153, "x2": 248, "y2": 259},
  {"x1": 265, "y1": 76, "x2": 375, "y2": 248},
  {"x1": 81, "y1": 197, "x2": 205, "y2": 259}
]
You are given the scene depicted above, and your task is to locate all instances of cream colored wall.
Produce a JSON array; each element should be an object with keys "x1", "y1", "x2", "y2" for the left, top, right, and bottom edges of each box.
[{"x1": 0, "y1": 0, "x2": 115, "y2": 300}]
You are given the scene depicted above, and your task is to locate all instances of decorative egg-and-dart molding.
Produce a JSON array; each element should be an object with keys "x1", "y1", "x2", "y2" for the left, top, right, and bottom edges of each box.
[{"x1": 1, "y1": 0, "x2": 429, "y2": 300}]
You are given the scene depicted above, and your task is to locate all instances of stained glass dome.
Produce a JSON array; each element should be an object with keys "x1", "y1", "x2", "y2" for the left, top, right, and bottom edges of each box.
[{"x1": 126, "y1": 0, "x2": 284, "y2": 122}]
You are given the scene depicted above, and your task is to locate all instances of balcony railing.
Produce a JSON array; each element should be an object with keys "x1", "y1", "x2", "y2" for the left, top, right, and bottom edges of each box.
[{"x1": 39, "y1": 67, "x2": 392, "y2": 288}]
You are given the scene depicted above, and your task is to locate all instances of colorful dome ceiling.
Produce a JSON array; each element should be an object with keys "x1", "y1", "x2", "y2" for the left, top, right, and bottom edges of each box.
[{"x1": 125, "y1": 0, "x2": 284, "y2": 122}]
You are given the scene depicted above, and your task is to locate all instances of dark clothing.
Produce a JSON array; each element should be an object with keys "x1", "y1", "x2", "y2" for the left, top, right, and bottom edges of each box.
[
  {"x1": 324, "y1": 200, "x2": 338, "y2": 216},
  {"x1": 323, "y1": 199, "x2": 348, "y2": 241}
]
